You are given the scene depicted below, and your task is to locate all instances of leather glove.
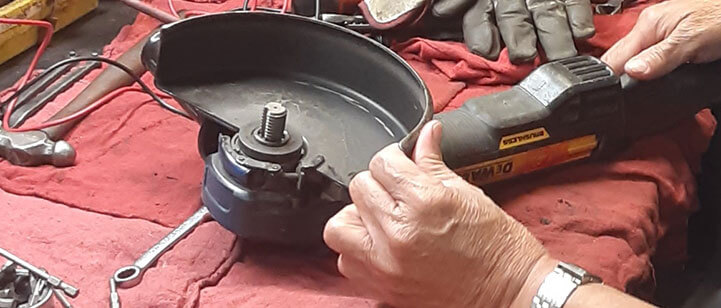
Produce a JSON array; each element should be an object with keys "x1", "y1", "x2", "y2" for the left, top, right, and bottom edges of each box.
[{"x1": 432, "y1": 0, "x2": 595, "y2": 63}]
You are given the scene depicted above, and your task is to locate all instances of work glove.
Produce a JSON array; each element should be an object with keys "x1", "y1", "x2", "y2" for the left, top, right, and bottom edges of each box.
[
  {"x1": 432, "y1": 0, "x2": 595, "y2": 63},
  {"x1": 323, "y1": 120, "x2": 551, "y2": 308}
]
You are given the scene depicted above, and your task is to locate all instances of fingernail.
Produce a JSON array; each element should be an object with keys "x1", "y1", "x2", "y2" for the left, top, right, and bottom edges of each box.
[
  {"x1": 626, "y1": 59, "x2": 648, "y2": 74},
  {"x1": 430, "y1": 120, "x2": 441, "y2": 138}
]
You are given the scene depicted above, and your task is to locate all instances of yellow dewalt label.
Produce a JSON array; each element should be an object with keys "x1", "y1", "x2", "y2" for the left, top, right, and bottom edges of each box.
[
  {"x1": 458, "y1": 135, "x2": 598, "y2": 185},
  {"x1": 499, "y1": 127, "x2": 550, "y2": 150}
]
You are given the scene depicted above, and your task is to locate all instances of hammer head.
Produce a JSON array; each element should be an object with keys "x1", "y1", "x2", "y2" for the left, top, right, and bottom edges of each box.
[{"x1": 0, "y1": 129, "x2": 76, "y2": 167}]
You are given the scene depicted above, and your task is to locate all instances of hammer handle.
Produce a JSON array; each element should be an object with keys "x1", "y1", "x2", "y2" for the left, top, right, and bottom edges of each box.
[{"x1": 41, "y1": 37, "x2": 149, "y2": 141}]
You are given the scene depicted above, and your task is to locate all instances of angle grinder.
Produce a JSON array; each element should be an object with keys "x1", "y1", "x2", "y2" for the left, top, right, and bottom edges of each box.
[{"x1": 143, "y1": 12, "x2": 721, "y2": 246}]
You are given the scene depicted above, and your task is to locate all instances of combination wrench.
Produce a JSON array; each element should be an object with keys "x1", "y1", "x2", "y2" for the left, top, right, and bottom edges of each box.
[{"x1": 113, "y1": 206, "x2": 211, "y2": 288}]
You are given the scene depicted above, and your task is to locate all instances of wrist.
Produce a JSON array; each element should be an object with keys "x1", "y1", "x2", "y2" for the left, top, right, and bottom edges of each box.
[{"x1": 509, "y1": 254, "x2": 559, "y2": 308}]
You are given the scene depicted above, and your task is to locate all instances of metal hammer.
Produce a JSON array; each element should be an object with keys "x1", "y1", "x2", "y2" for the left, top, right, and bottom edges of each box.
[
  {"x1": 0, "y1": 4, "x2": 180, "y2": 168},
  {"x1": 0, "y1": 129, "x2": 75, "y2": 167},
  {"x1": 0, "y1": 36, "x2": 150, "y2": 167}
]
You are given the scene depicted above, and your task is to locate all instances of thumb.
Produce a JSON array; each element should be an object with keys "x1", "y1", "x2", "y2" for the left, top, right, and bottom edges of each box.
[
  {"x1": 412, "y1": 120, "x2": 462, "y2": 185},
  {"x1": 624, "y1": 36, "x2": 689, "y2": 80}
]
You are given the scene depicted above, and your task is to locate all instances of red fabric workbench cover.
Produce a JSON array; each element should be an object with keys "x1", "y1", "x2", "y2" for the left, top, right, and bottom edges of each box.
[{"x1": 0, "y1": 0, "x2": 715, "y2": 306}]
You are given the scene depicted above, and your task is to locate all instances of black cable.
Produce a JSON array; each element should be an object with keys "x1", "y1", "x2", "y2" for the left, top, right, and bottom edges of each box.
[{"x1": 1, "y1": 56, "x2": 192, "y2": 122}]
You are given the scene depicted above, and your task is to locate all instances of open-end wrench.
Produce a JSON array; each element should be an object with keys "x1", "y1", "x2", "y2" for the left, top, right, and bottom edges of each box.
[{"x1": 113, "y1": 207, "x2": 211, "y2": 288}]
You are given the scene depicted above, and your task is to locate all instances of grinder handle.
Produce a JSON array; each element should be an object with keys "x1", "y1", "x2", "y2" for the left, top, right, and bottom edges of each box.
[
  {"x1": 620, "y1": 59, "x2": 721, "y2": 140},
  {"x1": 435, "y1": 57, "x2": 721, "y2": 171}
]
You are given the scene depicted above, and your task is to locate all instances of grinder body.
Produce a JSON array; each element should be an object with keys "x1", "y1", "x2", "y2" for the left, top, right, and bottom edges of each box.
[{"x1": 437, "y1": 56, "x2": 721, "y2": 185}]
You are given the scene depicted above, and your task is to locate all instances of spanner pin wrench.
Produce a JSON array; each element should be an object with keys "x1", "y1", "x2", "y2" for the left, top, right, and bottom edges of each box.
[{"x1": 113, "y1": 206, "x2": 211, "y2": 288}]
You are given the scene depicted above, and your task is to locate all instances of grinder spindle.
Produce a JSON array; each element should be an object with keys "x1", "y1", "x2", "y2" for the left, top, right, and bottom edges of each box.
[{"x1": 257, "y1": 102, "x2": 289, "y2": 146}]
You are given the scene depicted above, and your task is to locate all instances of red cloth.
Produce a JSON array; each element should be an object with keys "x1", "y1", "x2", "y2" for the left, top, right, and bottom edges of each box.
[{"x1": 0, "y1": 0, "x2": 716, "y2": 306}]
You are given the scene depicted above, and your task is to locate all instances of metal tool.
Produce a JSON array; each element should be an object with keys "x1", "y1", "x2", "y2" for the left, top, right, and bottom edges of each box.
[
  {"x1": 109, "y1": 278, "x2": 119, "y2": 308},
  {"x1": 2, "y1": 60, "x2": 77, "y2": 117},
  {"x1": 52, "y1": 289, "x2": 72, "y2": 308},
  {"x1": 0, "y1": 129, "x2": 76, "y2": 167},
  {"x1": 145, "y1": 13, "x2": 721, "y2": 246},
  {"x1": 1, "y1": 0, "x2": 178, "y2": 168},
  {"x1": 0, "y1": 262, "x2": 54, "y2": 308},
  {"x1": 41, "y1": 37, "x2": 149, "y2": 142},
  {"x1": 0, "y1": 248, "x2": 78, "y2": 298},
  {"x1": 113, "y1": 207, "x2": 211, "y2": 288},
  {"x1": 8, "y1": 56, "x2": 102, "y2": 128},
  {"x1": 0, "y1": 297, "x2": 16, "y2": 308},
  {"x1": 0, "y1": 34, "x2": 151, "y2": 168},
  {"x1": 26, "y1": 280, "x2": 43, "y2": 306},
  {"x1": 595, "y1": 0, "x2": 625, "y2": 15}
]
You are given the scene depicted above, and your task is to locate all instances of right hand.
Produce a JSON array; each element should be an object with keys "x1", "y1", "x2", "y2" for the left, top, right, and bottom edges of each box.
[
  {"x1": 431, "y1": 0, "x2": 595, "y2": 63},
  {"x1": 601, "y1": 0, "x2": 721, "y2": 80},
  {"x1": 323, "y1": 121, "x2": 551, "y2": 308}
]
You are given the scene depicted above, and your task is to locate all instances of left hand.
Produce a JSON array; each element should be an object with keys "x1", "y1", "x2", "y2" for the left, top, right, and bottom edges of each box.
[
  {"x1": 601, "y1": 0, "x2": 721, "y2": 80},
  {"x1": 323, "y1": 120, "x2": 549, "y2": 307}
]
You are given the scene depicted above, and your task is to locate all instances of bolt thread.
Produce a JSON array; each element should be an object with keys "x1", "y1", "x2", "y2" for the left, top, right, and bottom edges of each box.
[{"x1": 261, "y1": 102, "x2": 287, "y2": 143}]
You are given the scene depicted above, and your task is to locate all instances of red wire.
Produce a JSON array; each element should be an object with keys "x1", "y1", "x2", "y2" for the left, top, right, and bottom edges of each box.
[
  {"x1": 0, "y1": 18, "x2": 54, "y2": 131},
  {"x1": 3, "y1": 87, "x2": 176, "y2": 132},
  {"x1": 0, "y1": 17, "x2": 177, "y2": 133},
  {"x1": 282, "y1": 0, "x2": 293, "y2": 13},
  {"x1": 6, "y1": 87, "x2": 137, "y2": 132},
  {"x1": 168, "y1": 0, "x2": 181, "y2": 18},
  {"x1": 250, "y1": 0, "x2": 258, "y2": 11},
  {"x1": 0, "y1": 18, "x2": 53, "y2": 100},
  {"x1": 183, "y1": 10, "x2": 209, "y2": 17}
]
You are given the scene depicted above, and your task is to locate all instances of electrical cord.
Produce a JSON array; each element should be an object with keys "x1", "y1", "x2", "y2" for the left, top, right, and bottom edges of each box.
[
  {"x1": 168, "y1": 0, "x2": 181, "y2": 18},
  {"x1": 0, "y1": 18, "x2": 54, "y2": 106},
  {"x1": 1, "y1": 56, "x2": 192, "y2": 132},
  {"x1": 2, "y1": 1, "x2": 303, "y2": 133}
]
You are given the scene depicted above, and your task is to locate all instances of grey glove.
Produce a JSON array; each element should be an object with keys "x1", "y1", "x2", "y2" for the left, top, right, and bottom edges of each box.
[{"x1": 432, "y1": 0, "x2": 595, "y2": 63}]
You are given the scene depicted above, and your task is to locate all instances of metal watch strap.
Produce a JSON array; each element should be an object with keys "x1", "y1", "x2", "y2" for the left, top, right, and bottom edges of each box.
[{"x1": 531, "y1": 262, "x2": 602, "y2": 308}]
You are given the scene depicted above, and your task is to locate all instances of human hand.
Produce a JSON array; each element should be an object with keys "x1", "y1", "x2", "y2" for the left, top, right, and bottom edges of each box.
[
  {"x1": 431, "y1": 0, "x2": 595, "y2": 63},
  {"x1": 601, "y1": 0, "x2": 721, "y2": 80},
  {"x1": 323, "y1": 120, "x2": 550, "y2": 308}
]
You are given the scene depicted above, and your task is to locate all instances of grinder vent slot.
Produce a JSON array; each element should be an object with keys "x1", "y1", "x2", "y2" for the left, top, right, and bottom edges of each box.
[{"x1": 558, "y1": 56, "x2": 613, "y2": 82}]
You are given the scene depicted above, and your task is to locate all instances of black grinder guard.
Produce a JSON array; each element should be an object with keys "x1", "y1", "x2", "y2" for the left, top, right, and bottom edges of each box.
[{"x1": 142, "y1": 12, "x2": 432, "y2": 246}]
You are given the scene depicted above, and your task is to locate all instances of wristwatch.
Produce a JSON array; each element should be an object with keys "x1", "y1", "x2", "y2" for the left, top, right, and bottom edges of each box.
[{"x1": 531, "y1": 262, "x2": 602, "y2": 308}]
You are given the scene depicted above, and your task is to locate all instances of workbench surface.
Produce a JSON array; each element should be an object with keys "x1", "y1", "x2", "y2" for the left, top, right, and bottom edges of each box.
[{"x1": 0, "y1": 0, "x2": 716, "y2": 307}]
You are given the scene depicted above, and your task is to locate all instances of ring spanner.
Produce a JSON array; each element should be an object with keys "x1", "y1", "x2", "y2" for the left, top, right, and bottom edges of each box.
[{"x1": 113, "y1": 206, "x2": 211, "y2": 288}]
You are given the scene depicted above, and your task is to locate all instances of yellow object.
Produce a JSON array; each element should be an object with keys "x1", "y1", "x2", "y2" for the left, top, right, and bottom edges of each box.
[
  {"x1": 456, "y1": 135, "x2": 599, "y2": 185},
  {"x1": 0, "y1": 0, "x2": 98, "y2": 65},
  {"x1": 499, "y1": 127, "x2": 550, "y2": 150}
]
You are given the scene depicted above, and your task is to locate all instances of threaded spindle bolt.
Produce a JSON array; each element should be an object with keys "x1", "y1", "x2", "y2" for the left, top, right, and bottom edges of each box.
[{"x1": 258, "y1": 102, "x2": 288, "y2": 145}]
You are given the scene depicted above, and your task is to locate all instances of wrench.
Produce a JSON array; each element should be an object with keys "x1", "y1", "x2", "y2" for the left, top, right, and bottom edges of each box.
[
  {"x1": 109, "y1": 278, "x2": 120, "y2": 308},
  {"x1": 113, "y1": 207, "x2": 211, "y2": 288},
  {"x1": 0, "y1": 248, "x2": 78, "y2": 298}
]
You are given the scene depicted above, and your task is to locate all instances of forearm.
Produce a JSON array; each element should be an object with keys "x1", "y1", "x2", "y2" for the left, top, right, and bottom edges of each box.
[{"x1": 511, "y1": 255, "x2": 656, "y2": 308}]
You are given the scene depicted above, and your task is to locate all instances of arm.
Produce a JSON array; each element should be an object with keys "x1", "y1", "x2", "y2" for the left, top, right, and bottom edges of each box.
[
  {"x1": 601, "y1": 0, "x2": 721, "y2": 80},
  {"x1": 323, "y1": 120, "x2": 654, "y2": 308},
  {"x1": 512, "y1": 256, "x2": 656, "y2": 308}
]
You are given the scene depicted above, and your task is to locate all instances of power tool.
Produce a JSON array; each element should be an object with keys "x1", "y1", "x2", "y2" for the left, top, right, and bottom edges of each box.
[
  {"x1": 437, "y1": 56, "x2": 721, "y2": 186},
  {"x1": 143, "y1": 12, "x2": 721, "y2": 246}
]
